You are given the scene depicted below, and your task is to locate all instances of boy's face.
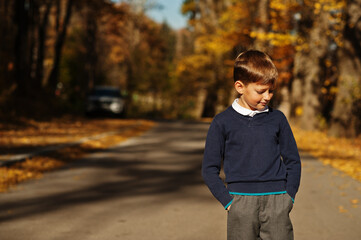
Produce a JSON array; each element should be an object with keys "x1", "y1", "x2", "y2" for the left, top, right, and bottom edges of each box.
[{"x1": 235, "y1": 81, "x2": 274, "y2": 111}]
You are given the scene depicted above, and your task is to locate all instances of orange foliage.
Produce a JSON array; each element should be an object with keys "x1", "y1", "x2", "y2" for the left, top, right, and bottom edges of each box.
[{"x1": 272, "y1": 45, "x2": 295, "y2": 85}]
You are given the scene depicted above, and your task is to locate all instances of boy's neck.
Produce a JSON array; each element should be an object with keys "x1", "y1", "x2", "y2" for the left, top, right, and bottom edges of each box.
[
  {"x1": 237, "y1": 97, "x2": 253, "y2": 110},
  {"x1": 236, "y1": 98, "x2": 267, "y2": 112},
  {"x1": 232, "y1": 99, "x2": 268, "y2": 117}
]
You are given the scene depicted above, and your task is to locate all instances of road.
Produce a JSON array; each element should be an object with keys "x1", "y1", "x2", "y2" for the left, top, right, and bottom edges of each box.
[{"x1": 0, "y1": 121, "x2": 360, "y2": 240}]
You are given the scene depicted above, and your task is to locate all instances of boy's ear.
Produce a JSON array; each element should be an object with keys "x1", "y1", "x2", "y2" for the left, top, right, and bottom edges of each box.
[{"x1": 234, "y1": 80, "x2": 245, "y2": 95}]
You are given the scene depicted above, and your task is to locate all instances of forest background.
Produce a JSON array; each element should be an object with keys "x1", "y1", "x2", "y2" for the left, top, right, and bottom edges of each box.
[{"x1": 1, "y1": 0, "x2": 361, "y2": 138}]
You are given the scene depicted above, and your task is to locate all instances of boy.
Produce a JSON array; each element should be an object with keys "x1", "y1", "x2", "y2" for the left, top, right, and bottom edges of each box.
[{"x1": 202, "y1": 50, "x2": 301, "y2": 240}]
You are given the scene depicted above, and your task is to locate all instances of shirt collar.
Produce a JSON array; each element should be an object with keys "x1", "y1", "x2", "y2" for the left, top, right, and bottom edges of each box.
[{"x1": 231, "y1": 98, "x2": 269, "y2": 117}]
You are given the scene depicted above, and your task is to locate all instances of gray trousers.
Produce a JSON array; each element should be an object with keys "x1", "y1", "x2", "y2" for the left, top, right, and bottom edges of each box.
[{"x1": 227, "y1": 194, "x2": 294, "y2": 240}]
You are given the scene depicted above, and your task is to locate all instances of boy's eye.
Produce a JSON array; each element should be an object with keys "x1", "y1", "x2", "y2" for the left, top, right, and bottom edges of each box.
[
  {"x1": 257, "y1": 89, "x2": 274, "y2": 94},
  {"x1": 256, "y1": 90, "x2": 266, "y2": 94}
]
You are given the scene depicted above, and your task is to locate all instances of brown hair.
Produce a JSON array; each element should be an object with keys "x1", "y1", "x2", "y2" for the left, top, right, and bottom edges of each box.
[{"x1": 233, "y1": 50, "x2": 278, "y2": 88}]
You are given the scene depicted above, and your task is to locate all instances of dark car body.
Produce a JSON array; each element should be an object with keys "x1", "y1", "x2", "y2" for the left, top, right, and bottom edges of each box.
[{"x1": 86, "y1": 86, "x2": 125, "y2": 116}]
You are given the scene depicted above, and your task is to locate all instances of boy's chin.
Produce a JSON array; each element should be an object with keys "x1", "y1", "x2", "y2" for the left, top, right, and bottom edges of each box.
[{"x1": 256, "y1": 105, "x2": 267, "y2": 110}]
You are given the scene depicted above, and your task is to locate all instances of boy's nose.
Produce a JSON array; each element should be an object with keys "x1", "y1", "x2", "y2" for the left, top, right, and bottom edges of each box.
[{"x1": 263, "y1": 92, "x2": 271, "y2": 101}]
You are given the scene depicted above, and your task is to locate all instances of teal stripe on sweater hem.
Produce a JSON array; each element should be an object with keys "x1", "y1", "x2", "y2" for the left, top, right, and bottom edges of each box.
[
  {"x1": 225, "y1": 199, "x2": 233, "y2": 210},
  {"x1": 229, "y1": 191, "x2": 287, "y2": 196}
]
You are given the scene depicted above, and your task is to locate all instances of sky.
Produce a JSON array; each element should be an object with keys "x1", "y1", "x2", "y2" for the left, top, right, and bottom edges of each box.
[{"x1": 147, "y1": 0, "x2": 188, "y2": 29}]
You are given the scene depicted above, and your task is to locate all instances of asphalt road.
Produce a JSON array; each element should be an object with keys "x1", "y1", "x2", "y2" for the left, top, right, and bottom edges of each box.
[{"x1": 0, "y1": 121, "x2": 360, "y2": 240}]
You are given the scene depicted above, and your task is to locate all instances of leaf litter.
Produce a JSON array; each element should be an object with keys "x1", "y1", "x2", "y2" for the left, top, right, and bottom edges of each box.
[
  {"x1": 0, "y1": 118, "x2": 155, "y2": 192},
  {"x1": 293, "y1": 127, "x2": 361, "y2": 182},
  {"x1": 293, "y1": 126, "x2": 360, "y2": 213}
]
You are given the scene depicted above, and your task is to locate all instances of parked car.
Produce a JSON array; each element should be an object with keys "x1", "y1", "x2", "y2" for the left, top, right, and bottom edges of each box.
[{"x1": 86, "y1": 86, "x2": 125, "y2": 116}]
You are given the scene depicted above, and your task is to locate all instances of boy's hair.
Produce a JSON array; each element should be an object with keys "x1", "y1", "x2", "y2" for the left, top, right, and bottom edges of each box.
[{"x1": 234, "y1": 50, "x2": 278, "y2": 88}]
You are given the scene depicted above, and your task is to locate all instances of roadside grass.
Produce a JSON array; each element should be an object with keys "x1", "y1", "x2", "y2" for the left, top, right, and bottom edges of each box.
[{"x1": 0, "y1": 117, "x2": 155, "y2": 192}]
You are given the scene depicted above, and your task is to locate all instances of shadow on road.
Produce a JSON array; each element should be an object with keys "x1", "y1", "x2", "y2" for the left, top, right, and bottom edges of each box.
[{"x1": 0, "y1": 121, "x2": 211, "y2": 222}]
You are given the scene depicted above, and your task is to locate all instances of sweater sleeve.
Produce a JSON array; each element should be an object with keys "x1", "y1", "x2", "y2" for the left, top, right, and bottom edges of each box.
[
  {"x1": 202, "y1": 119, "x2": 233, "y2": 208},
  {"x1": 279, "y1": 114, "x2": 301, "y2": 200}
]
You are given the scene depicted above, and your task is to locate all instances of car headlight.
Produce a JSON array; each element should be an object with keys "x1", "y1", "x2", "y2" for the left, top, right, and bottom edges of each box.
[{"x1": 110, "y1": 102, "x2": 121, "y2": 112}]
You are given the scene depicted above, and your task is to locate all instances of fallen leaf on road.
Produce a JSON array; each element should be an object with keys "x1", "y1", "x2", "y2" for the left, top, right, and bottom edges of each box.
[
  {"x1": 351, "y1": 199, "x2": 359, "y2": 204},
  {"x1": 338, "y1": 205, "x2": 348, "y2": 213}
]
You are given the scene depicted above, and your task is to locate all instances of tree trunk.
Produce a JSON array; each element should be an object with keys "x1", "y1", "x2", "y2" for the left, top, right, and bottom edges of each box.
[
  {"x1": 34, "y1": 0, "x2": 52, "y2": 89},
  {"x1": 198, "y1": 0, "x2": 227, "y2": 117},
  {"x1": 0, "y1": 0, "x2": 15, "y2": 91},
  {"x1": 290, "y1": 52, "x2": 304, "y2": 122},
  {"x1": 300, "y1": 57, "x2": 322, "y2": 130},
  {"x1": 329, "y1": 0, "x2": 361, "y2": 137},
  {"x1": 253, "y1": 0, "x2": 269, "y2": 51},
  {"x1": 47, "y1": 0, "x2": 73, "y2": 94},
  {"x1": 84, "y1": 7, "x2": 98, "y2": 93},
  {"x1": 201, "y1": 54, "x2": 224, "y2": 117},
  {"x1": 14, "y1": 0, "x2": 30, "y2": 95},
  {"x1": 278, "y1": 86, "x2": 291, "y2": 119},
  {"x1": 292, "y1": 11, "x2": 330, "y2": 130},
  {"x1": 55, "y1": 0, "x2": 60, "y2": 32}
]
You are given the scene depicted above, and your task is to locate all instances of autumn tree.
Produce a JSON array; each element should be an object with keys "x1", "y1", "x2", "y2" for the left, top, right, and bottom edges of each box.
[
  {"x1": 46, "y1": 0, "x2": 74, "y2": 94},
  {"x1": 179, "y1": 0, "x2": 298, "y2": 117},
  {"x1": 0, "y1": 0, "x2": 176, "y2": 117},
  {"x1": 0, "y1": 0, "x2": 75, "y2": 103},
  {"x1": 179, "y1": 0, "x2": 247, "y2": 118},
  {"x1": 329, "y1": 0, "x2": 361, "y2": 137},
  {"x1": 0, "y1": 0, "x2": 16, "y2": 105},
  {"x1": 57, "y1": 0, "x2": 123, "y2": 108},
  {"x1": 248, "y1": 0, "x2": 300, "y2": 118},
  {"x1": 177, "y1": 0, "x2": 360, "y2": 139}
]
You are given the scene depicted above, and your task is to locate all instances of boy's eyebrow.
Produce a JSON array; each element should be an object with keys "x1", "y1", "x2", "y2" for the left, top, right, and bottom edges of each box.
[{"x1": 255, "y1": 85, "x2": 272, "y2": 90}]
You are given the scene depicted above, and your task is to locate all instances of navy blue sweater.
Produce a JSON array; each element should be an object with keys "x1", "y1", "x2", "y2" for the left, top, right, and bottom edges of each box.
[{"x1": 202, "y1": 106, "x2": 301, "y2": 208}]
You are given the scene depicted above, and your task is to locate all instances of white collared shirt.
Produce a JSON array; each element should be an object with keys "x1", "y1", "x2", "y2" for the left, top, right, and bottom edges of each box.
[{"x1": 231, "y1": 98, "x2": 269, "y2": 117}]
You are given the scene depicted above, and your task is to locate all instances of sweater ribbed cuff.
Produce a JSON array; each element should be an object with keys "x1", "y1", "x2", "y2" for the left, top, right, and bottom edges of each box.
[
  {"x1": 220, "y1": 194, "x2": 234, "y2": 208},
  {"x1": 286, "y1": 186, "x2": 298, "y2": 200},
  {"x1": 224, "y1": 199, "x2": 234, "y2": 210}
]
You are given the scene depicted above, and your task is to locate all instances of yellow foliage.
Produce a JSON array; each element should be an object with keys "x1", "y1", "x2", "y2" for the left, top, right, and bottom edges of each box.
[
  {"x1": 314, "y1": 3, "x2": 322, "y2": 10},
  {"x1": 176, "y1": 54, "x2": 211, "y2": 76},
  {"x1": 270, "y1": 0, "x2": 299, "y2": 11},
  {"x1": 329, "y1": 86, "x2": 338, "y2": 95},
  {"x1": 109, "y1": 45, "x2": 126, "y2": 63},
  {"x1": 351, "y1": 199, "x2": 359, "y2": 204},
  {"x1": 195, "y1": 35, "x2": 232, "y2": 55},
  {"x1": 181, "y1": 0, "x2": 197, "y2": 15},
  {"x1": 295, "y1": 106, "x2": 303, "y2": 116},
  {"x1": 338, "y1": 205, "x2": 348, "y2": 213},
  {"x1": 324, "y1": 79, "x2": 331, "y2": 86},
  {"x1": 250, "y1": 31, "x2": 297, "y2": 46},
  {"x1": 325, "y1": 59, "x2": 332, "y2": 67},
  {"x1": 220, "y1": 2, "x2": 250, "y2": 26},
  {"x1": 293, "y1": 0, "x2": 347, "y2": 53}
]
